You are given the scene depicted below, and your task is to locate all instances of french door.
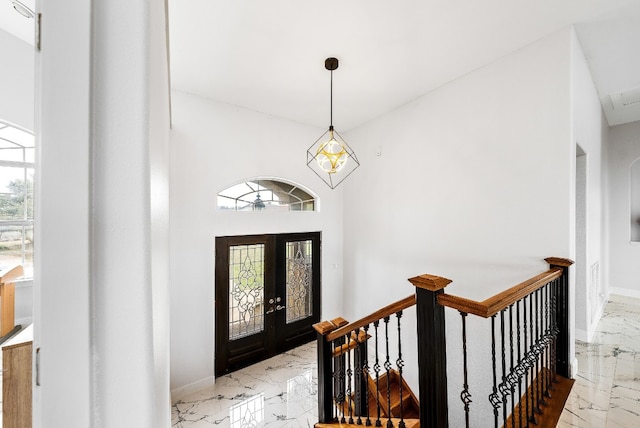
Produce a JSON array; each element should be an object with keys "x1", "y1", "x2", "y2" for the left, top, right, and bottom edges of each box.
[{"x1": 214, "y1": 232, "x2": 321, "y2": 376}]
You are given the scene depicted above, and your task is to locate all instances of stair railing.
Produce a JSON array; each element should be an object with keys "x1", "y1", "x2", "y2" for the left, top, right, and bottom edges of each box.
[
  {"x1": 314, "y1": 295, "x2": 418, "y2": 427},
  {"x1": 315, "y1": 257, "x2": 573, "y2": 427},
  {"x1": 409, "y1": 257, "x2": 573, "y2": 428}
]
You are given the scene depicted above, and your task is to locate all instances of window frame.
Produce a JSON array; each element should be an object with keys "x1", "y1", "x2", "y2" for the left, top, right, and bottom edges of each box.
[
  {"x1": 0, "y1": 121, "x2": 35, "y2": 278},
  {"x1": 217, "y1": 178, "x2": 317, "y2": 212}
]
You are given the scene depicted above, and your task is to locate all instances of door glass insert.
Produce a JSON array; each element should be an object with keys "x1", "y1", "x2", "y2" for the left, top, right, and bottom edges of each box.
[
  {"x1": 285, "y1": 240, "x2": 313, "y2": 324},
  {"x1": 228, "y1": 244, "x2": 265, "y2": 340}
]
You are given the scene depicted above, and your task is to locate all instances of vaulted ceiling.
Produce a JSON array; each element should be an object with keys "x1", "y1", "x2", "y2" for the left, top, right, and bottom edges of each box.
[{"x1": 2, "y1": 0, "x2": 640, "y2": 129}]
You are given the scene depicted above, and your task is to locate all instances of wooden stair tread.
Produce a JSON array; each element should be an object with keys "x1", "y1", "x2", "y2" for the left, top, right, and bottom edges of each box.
[
  {"x1": 362, "y1": 369, "x2": 420, "y2": 420},
  {"x1": 503, "y1": 370, "x2": 574, "y2": 428}
]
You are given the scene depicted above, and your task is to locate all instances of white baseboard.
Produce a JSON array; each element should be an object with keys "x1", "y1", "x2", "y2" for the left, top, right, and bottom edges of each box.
[
  {"x1": 575, "y1": 292, "x2": 608, "y2": 343},
  {"x1": 171, "y1": 376, "x2": 215, "y2": 403},
  {"x1": 610, "y1": 287, "x2": 640, "y2": 299},
  {"x1": 571, "y1": 357, "x2": 578, "y2": 379},
  {"x1": 574, "y1": 328, "x2": 589, "y2": 342}
]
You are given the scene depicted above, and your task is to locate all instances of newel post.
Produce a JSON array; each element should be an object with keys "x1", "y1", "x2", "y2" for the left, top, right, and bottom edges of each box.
[
  {"x1": 313, "y1": 317, "x2": 348, "y2": 423},
  {"x1": 545, "y1": 257, "x2": 574, "y2": 378},
  {"x1": 409, "y1": 273, "x2": 452, "y2": 428}
]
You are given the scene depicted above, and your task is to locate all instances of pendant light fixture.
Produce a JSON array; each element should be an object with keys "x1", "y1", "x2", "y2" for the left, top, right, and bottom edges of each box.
[{"x1": 307, "y1": 57, "x2": 360, "y2": 189}]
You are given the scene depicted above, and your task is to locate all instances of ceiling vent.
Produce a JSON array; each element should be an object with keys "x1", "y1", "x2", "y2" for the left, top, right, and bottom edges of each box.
[{"x1": 610, "y1": 87, "x2": 640, "y2": 111}]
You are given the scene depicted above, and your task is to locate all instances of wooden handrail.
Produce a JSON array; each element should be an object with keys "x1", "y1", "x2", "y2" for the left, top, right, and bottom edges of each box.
[
  {"x1": 437, "y1": 268, "x2": 563, "y2": 318},
  {"x1": 325, "y1": 294, "x2": 416, "y2": 342}
]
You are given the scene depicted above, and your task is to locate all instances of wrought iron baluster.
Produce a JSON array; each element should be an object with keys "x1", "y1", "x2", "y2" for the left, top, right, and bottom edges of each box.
[
  {"x1": 373, "y1": 320, "x2": 382, "y2": 427},
  {"x1": 509, "y1": 305, "x2": 515, "y2": 428},
  {"x1": 363, "y1": 324, "x2": 372, "y2": 427},
  {"x1": 523, "y1": 295, "x2": 531, "y2": 427},
  {"x1": 460, "y1": 311, "x2": 472, "y2": 428},
  {"x1": 537, "y1": 288, "x2": 547, "y2": 407},
  {"x1": 534, "y1": 289, "x2": 544, "y2": 412},
  {"x1": 516, "y1": 301, "x2": 523, "y2": 428},
  {"x1": 347, "y1": 333, "x2": 354, "y2": 424},
  {"x1": 551, "y1": 278, "x2": 558, "y2": 384},
  {"x1": 355, "y1": 331, "x2": 363, "y2": 426},
  {"x1": 500, "y1": 310, "x2": 508, "y2": 428},
  {"x1": 334, "y1": 336, "x2": 346, "y2": 423},
  {"x1": 528, "y1": 293, "x2": 538, "y2": 424},
  {"x1": 489, "y1": 315, "x2": 500, "y2": 428},
  {"x1": 396, "y1": 311, "x2": 406, "y2": 428},
  {"x1": 545, "y1": 282, "x2": 553, "y2": 396},
  {"x1": 383, "y1": 316, "x2": 393, "y2": 428}
]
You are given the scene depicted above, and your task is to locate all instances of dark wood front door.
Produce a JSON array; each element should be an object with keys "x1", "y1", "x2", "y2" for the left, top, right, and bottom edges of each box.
[{"x1": 214, "y1": 232, "x2": 321, "y2": 376}]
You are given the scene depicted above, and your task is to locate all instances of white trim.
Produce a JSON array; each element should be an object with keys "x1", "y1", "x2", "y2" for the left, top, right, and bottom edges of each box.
[
  {"x1": 610, "y1": 287, "x2": 640, "y2": 299},
  {"x1": 571, "y1": 357, "x2": 578, "y2": 379},
  {"x1": 574, "y1": 328, "x2": 589, "y2": 342},
  {"x1": 575, "y1": 290, "x2": 609, "y2": 343},
  {"x1": 170, "y1": 376, "x2": 215, "y2": 403}
]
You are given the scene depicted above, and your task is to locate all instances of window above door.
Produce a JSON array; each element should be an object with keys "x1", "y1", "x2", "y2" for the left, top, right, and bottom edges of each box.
[{"x1": 217, "y1": 178, "x2": 315, "y2": 212}]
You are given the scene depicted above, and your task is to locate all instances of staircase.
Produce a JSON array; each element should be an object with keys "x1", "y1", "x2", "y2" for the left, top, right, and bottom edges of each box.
[{"x1": 366, "y1": 369, "x2": 419, "y2": 420}]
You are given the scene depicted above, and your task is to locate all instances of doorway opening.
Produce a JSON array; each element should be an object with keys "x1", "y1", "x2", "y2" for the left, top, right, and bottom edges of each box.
[
  {"x1": 575, "y1": 144, "x2": 588, "y2": 333},
  {"x1": 214, "y1": 232, "x2": 321, "y2": 376}
]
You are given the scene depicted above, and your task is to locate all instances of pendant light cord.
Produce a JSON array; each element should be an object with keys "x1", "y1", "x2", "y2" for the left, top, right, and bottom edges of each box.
[{"x1": 330, "y1": 69, "x2": 333, "y2": 129}]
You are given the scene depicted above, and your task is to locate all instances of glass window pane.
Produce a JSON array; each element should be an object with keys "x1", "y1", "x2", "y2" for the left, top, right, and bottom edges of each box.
[
  {"x1": 217, "y1": 178, "x2": 315, "y2": 212},
  {"x1": 0, "y1": 148, "x2": 25, "y2": 162},
  {"x1": 0, "y1": 167, "x2": 32, "y2": 221},
  {"x1": 285, "y1": 240, "x2": 313, "y2": 324},
  {"x1": 0, "y1": 225, "x2": 33, "y2": 276},
  {"x1": 0, "y1": 126, "x2": 34, "y2": 148},
  {"x1": 25, "y1": 148, "x2": 35, "y2": 163},
  {"x1": 228, "y1": 244, "x2": 265, "y2": 340},
  {"x1": 0, "y1": 122, "x2": 35, "y2": 279}
]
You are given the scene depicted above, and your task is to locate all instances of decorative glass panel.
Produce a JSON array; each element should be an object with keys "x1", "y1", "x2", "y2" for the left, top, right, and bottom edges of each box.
[
  {"x1": 228, "y1": 244, "x2": 265, "y2": 340},
  {"x1": 285, "y1": 240, "x2": 313, "y2": 324}
]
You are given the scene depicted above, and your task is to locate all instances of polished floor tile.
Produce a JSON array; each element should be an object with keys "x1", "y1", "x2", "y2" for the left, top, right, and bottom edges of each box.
[
  {"x1": 172, "y1": 343, "x2": 318, "y2": 427},
  {"x1": 172, "y1": 295, "x2": 640, "y2": 427},
  {"x1": 559, "y1": 295, "x2": 640, "y2": 428}
]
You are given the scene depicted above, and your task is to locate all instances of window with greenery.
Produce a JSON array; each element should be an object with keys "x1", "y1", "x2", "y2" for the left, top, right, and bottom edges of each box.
[
  {"x1": 0, "y1": 121, "x2": 34, "y2": 277},
  {"x1": 217, "y1": 179, "x2": 315, "y2": 212}
]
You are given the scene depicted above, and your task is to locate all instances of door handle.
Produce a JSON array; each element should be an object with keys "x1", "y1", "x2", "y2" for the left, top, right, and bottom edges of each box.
[
  {"x1": 276, "y1": 304, "x2": 286, "y2": 311},
  {"x1": 265, "y1": 307, "x2": 275, "y2": 314}
]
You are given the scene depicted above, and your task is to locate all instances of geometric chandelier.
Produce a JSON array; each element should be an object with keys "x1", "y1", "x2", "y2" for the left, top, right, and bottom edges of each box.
[{"x1": 307, "y1": 57, "x2": 360, "y2": 189}]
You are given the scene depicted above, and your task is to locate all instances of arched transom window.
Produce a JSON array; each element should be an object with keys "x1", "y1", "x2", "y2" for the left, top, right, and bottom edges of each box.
[{"x1": 217, "y1": 179, "x2": 315, "y2": 212}]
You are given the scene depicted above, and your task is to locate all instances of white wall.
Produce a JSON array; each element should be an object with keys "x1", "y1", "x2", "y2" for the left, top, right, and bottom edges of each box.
[
  {"x1": 169, "y1": 91, "x2": 345, "y2": 396},
  {"x1": 570, "y1": 30, "x2": 607, "y2": 341},
  {"x1": 34, "y1": 0, "x2": 92, "y2": 425},
  {"x1": 0, "y1": 29, "x2": 33, "y2": 131},
  {"x1": 34, "y1": 1, "x2": 171, "y2": 426},
  {"x1": 608, "y1": 120, "x2": 640, "y2": 297},
  {"x1": 342, "y1": 29, "x2": 574, "y2": 426}
]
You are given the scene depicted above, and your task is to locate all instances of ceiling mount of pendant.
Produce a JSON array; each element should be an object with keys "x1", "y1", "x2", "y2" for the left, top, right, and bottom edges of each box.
[
  {"x1": 306, "y1": 56, "x2": 360, "y2": 189},
  {"x1": 325, "y1": 57, "x2": 339, "y2": 71}
]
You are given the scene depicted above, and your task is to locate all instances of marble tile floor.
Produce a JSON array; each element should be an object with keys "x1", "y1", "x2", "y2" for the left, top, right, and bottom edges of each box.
[
  {"x1": 172, "y1": 343, "x2": 318, "y2": 427},
  {"x1": 559, "y1": 294, "x2": 640, "y2": 427},
  {"x1": 172, "y1": 295, "x2": 640, "y2": 427}
]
